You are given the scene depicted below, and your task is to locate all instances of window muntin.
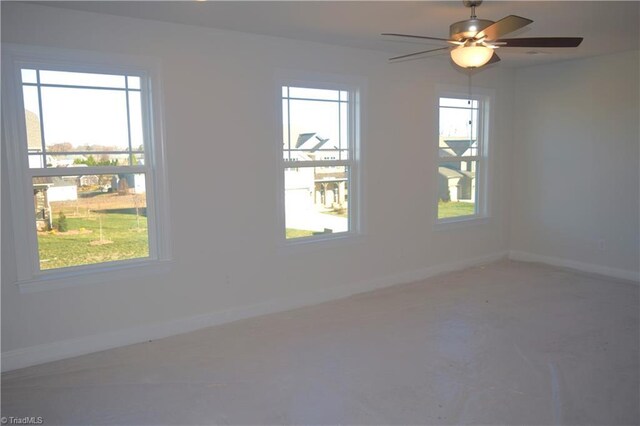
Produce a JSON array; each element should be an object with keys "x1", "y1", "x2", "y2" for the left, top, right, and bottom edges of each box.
[
  {"x1": 437, "y1": 96, "x2": 485, "y2": 221},
  {"x1": 4, "y1": 45, "x2": 171, "y2": 290},
  {"x1": 19, "y1": 67, "x2": 154, "y2": 271},
  {"x1": 281, "y1": 85, "x2": 356, "y2": 240},
  {"x1": 21, "y1": 69, "x2": 145, "y2": 169}
]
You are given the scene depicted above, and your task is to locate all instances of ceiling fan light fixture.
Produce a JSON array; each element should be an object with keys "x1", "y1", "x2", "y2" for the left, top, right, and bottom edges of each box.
[{"x1": 450, "y1": 45, "x2": 494, "y2": 68}]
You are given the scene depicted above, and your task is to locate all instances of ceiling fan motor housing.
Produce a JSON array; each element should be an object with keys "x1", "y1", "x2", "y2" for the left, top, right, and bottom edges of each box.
[{"x1": 449, "y1": 18, "x2": 494, "y2": 41}]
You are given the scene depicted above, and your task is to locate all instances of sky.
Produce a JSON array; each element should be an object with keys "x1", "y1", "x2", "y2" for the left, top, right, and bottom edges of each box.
[
  {"x1": 282, "y1": 86, "x2": 348, "y2": 152},
  {"x1": 24, "y1": 72, "x2": 476, "y2": 160},
  {"x1": 22, "y1": 69, "x2": 143, "y2": 152}
]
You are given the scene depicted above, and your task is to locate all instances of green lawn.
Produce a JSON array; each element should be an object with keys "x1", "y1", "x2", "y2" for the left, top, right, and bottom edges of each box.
[
  {"x1": 285, "y1": 228, "x2": 315, "y2": 239},
  {"x1": 438, "y1": 201, "x2": 476, "y2": 219},
  {"x1": 38, "y1": 213, "x2": 148, "y2": 270},
  {"x1": 323, "y1": 209, "x2": 348, "y2": 218}
]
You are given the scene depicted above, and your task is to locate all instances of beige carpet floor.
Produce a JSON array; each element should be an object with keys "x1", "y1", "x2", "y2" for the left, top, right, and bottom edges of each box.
[{"x1": 2, "y1": 260, "x2": 638, "y2": 425}]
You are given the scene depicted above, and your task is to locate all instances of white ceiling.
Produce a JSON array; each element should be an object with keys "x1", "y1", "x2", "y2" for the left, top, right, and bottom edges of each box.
[{"x1": 34, "y1": 1, "x2": 639, "y2": 67}]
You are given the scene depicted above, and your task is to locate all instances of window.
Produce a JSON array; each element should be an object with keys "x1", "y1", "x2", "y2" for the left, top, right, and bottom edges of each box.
[
  {"x1": 3, "y1": 45, "x2": 171, "y2": 290},
  {"x1": 437, "y1": 93, "x2": 489, "y2": 222},
  {"x1": 280, "y1": 83, "x2": 360, "y2": 241}
]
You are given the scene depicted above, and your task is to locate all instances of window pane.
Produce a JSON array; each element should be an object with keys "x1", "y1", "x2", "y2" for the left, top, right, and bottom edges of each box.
[
  {"x1": 439, "y1": 106, "x2": 478, "y2": 140},
  {"x1": 127, "y1": 76, "x2": 141, "y2": 90},
  {"x1": 439, "y1": 138, "x2": 478, "y2": 157},
  {"x1": 288, "y1": 87, "x2": 339, "y2": 101},
  {"x1": 45, "y1": 153, "x2": 133, "y2": 168},
  {"x1": 21, "y1": 69, "x2": 37, "y2": 84},
  {"x1": 128, "y1": 91, "x2": 145, "y2": 153},
  {"x1": 438, "y1": 160, "x2": 477, "y2": 219},
  {"x1": 340, "y1": 102, "x2": 349, "y2": 157},
  {"x1": 40, "y1": 86, "x2": 129, "y2": 153},
  {"x1": 285, "y1": 166, "x2": 349, "y2": 239},
  {"x1": 39, "y1": 70, "x2": 126, "y2": 89},
  {"x1": 132, "y1": 152, "x2": 145, "y2": 166},
  {"x1": 33, "y1": 173, "x2": 149, "y2": 270},
  {"x1": 28, "y1": 154, "x2": 45, "y2": 168},
  {"x1": 440, "y1": 97, "x2": 478, "y2": 108},
  {"x1": 287, "y1": 99, "x2": 340, "y2": 161},
  {"x1": 23, "y1": 86, "x2": 43, "y2": 155},
  {"x1": 282, "y1": 99, "x2": 290, "y2": 159}
]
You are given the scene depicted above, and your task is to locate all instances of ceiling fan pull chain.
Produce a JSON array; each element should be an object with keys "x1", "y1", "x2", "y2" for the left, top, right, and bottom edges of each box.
[
  {"x1": 468, "y1": 72, "x2": 473, "y2": 106},
  {"x1": 468, "y1": 72, "x2": 473, "y2": 142}
]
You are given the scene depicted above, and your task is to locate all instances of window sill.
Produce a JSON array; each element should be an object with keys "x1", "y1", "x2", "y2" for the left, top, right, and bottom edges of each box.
[
  {"x1": 277, "y1": 232, "x2": 367, "y2": 255},
  {"x1": 434, "y1": 216, "x2": 490, "y2": 231},
  {"x1": 16, "y1": 259, "x2": 173, "y2": 294}
]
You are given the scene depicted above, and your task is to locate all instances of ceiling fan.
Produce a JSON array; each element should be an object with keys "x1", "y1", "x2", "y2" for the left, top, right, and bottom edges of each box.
[{"x1": 383, "y1": 0, "x2": 583, "y2": 69}]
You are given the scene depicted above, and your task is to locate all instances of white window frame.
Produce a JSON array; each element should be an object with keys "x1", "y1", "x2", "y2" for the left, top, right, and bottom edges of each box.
[
  {"x1": 275, "y1": 71, "x2": 364, "y2": 247},
  {"x1": 2, "y1": 44, "x2": 172, "y2": 293},
  {"x1": 434, "y1": 85, "x2": 492, "y2": 229}
]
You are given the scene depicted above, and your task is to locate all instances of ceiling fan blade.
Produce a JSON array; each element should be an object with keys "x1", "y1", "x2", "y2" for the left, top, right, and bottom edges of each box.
[
  {"x1": 382, "y1": 33, "x2": 454, "y2": 44},
  {"x1": 388, "y1": 47, "x2": 450, "y2": 62},
  {"x1": 496, "y1": 37, "x2": 583, "y2": 48},
  {"x1": 487, "y1": 52, "x2": 501, "y2": 65},
  {"x1": 475, "y1": 15, "x2": 533, "y2": 41}
]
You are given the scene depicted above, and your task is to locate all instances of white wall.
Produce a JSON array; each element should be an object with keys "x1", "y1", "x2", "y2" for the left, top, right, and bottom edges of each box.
[
  {"x1": 47, "y1": 186, "x2": 78, "y2": 202},
  {"x1": 1, "y1": 3, "x2": 514, "y2": 365},
  {"x1": 510, "y1": 50, "x2": 639, "y2": 277}
]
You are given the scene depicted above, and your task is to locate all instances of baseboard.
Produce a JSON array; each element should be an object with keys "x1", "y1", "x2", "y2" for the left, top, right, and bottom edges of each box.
[
  {"x1": 1, "y1": 250, "x2": 507, "y2": 373},
  {"x1": 508, "y1": 250, "x2": 640, "y2": 283}
]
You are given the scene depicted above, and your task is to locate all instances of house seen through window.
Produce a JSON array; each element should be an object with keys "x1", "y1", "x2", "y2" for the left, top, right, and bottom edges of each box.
[
  {"x1": 437, "y1": 96, "x2": 486, "y2": 221},
  {"x1": 281, "y1": 85, "x2": 357, "y2": 240}
]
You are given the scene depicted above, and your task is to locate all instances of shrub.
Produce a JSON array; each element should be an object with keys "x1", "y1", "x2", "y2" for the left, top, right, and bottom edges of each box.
[{"x1": 57, "y1": 212, "x2": 68, "y2": 232}]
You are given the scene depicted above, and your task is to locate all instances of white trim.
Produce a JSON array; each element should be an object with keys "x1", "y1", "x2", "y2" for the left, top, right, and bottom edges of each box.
[
  {"x1": 276, "y1": 234, "x2": 369, "y2": 256},
  {"x1": 2, "y1": 43, "x2": 172, "y2": 289},
  {"x1": 1, "y1": 43, "x2": 160, "y2": 77},
  {"x1": 28, "y1": 165, "x2": 147, "y2": 177},
  {"x1": 508, "y1": 250, "x2": 640, "y2": 283},
  {"x1": 1, "y1": 251, "x2": 507, "y2": 372},
  {"x1": 2, "y1": 48, "x2": 37, "y2": 281},
  {"x1": 17, "y1": 260, "x2": 174, "y2": 294},
  {"x1": 434, "y1": 216, "x2": 490, "y2": 231},
  {"x1": 434, "y1": 85, "x2": 494, "y2": 226},
  {"x1": 274, "y1": 70, "x2": 366, "y2": 246}
]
